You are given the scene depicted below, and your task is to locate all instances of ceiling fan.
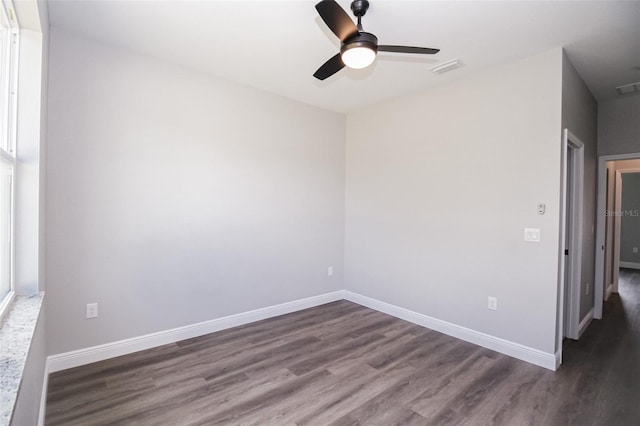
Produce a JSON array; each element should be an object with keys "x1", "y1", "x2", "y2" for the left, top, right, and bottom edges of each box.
[{"x1": 313, "y1": 0, "x2": 440, "y2": 80}]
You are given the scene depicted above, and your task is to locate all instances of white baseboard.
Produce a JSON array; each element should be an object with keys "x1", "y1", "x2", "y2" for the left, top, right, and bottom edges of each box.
[
  {"x1": 47, "y1": 289, "x2": 559, "y2": 374},
  {"x1": 605, "y1": 284, "x2": 613, "y2": 300},
  {"x1": 47, "y1": 291, "x2": 345, "y2": 373},
  {"x1": 343, "y1": 291, "x2": 557, "y2": 371},
  {"x1": 578, "y1": 308, "x2": 594, "y2": 338},
  {"x1": 37, "y1": 363, "x2": 49, "y2": 426},
  {"x1": 555, "y1": 349, "x2": 562, "y2": 370},
  {"x1": 620, "y1": 261, "x2": 640, "y2": 270}
]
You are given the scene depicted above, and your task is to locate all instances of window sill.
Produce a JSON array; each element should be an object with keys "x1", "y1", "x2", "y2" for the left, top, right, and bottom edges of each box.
[
  {"x1": 0, "y1": 292, "x2": 44, "y2": 426},
  {"x1": 0, "y1": 292, "x2": 17, "y2": 326}
]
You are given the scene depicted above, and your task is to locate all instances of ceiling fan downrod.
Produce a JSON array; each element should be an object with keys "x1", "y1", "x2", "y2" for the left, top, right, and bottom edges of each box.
[{"x1": 350, "y1": 0, "x2": 369, "y2": 30}]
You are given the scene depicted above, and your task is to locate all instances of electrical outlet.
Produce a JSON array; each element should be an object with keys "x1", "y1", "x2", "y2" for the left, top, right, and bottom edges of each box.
[
  {"x1": 86, "y1": 303, "x2": 98, "y2": 319},
  {"x1": 327, "y1": 266, "x2": 334, "y2": 277},
  {"x1": 524, "y1": 228, "x2": 541, "y2": 242},
  {"x1": 488, "y1": 297, "x2": 498, "y2": 311}
]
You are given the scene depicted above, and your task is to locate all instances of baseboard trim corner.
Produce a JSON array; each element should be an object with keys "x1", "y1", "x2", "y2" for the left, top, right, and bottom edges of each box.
[
  {"x1": 605, "y1": 284, "x2": 613, "y2": 301},
  {"x1": 343, "y1": 291, "x2": 557, "y2": 371},
  {"x1": 578, "y1": 308, "x2": 594, "y2": 338},
  {"x1": 47, "y1": 290, "x2": 345, "y2": 373}
]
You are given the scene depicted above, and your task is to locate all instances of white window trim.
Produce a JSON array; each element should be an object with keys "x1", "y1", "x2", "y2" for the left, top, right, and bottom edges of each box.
[
  {"x1": 0, "y1": 153, "x2": 15, "y2": 324},
  {"x1": 0, "y1": 0, "x2": 18, "y2": 323}
]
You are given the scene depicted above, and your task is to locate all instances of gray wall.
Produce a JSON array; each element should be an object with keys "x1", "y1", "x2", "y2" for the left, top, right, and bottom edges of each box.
[
  {"x1": 10, "y1": 301, "x2": 46, "y2": 426},
  {"x1": 561, "y1": 52, "x2": 598, "y2": 321},
  {"x1": 598, "y1": 95, "x2": 640, "y2": 156},
  {"x1": 621, "y1": 172, "x2": 640, "y2": 264},
  {"x1": 345, "y1": 49, "x2": 563, "y2": 354},
  {"x1": 46, "y1": 31, "x2": 346, "y2": 355}
]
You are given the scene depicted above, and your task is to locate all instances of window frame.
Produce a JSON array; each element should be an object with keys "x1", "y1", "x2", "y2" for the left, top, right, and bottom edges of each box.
[{"x1": 0, "y1": 0, "x2": 19, "y2": 322}]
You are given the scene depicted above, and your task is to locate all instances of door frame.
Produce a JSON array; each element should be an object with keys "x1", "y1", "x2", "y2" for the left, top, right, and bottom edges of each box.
[
  {"x1": 558, "y1": 129, "x2": 584, "y2": 349},
  {"x1": 603, "y1": 166, "x2": 615, "y2": 300},
  {"x1": 612, "y1": 171, "x2": 622, "y2": 294},
  {"x1": 613, "y1": 168, "x2": 640, "y2": 292},
  {"x1": 594, "y1": 153, "x2": 640, "y2": 319}
]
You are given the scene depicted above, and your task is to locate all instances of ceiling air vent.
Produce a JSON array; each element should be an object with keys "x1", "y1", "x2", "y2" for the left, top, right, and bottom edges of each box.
[
  {"x1": 616, "y1": 82, "x2": 640, "y2": 96},
  {"x1": 430, "y1": 59, "x2": 464, "y2": 75}
]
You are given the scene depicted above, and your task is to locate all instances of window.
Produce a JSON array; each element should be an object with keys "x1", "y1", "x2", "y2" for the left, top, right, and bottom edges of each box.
[{"x1": 0, "y1": 3, "x2": 18, "y2": 315}]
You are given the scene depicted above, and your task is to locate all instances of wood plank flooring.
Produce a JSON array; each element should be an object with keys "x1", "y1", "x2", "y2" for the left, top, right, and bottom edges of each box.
[{"x1": 46, "y1": 270, "x2": 640, "y2": 425}]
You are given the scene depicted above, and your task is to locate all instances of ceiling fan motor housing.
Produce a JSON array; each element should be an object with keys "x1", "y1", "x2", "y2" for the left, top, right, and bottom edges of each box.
[{"x1": 341, "y1": 31, "x2": 378, "y2": 54}]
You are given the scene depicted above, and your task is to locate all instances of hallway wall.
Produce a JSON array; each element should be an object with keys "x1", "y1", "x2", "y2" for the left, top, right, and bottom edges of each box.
[
  {"x1": 561, "y1": 52, "x2": 598, "y2": 321},
  {"x1": 598, "y1": 95, "x2": 640, "y2": 156}
]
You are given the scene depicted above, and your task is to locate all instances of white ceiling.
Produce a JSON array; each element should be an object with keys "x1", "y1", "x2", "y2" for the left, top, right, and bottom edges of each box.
[{"x1": 47, "y1": 0, "x2": 640, "y2": 114}]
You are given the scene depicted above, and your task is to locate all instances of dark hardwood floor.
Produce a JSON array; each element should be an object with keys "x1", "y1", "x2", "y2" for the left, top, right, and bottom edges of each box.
[{"x1": 46, "y1": 270, "x2": 640, "y2": 425}]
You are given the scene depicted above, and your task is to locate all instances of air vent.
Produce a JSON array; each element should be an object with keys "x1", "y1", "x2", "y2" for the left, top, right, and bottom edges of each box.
[
  {"x1": 616, "y1": 82, "x2": 640, "y2": 96},
  {"x1": 430, "y1": 59, "x2": 464, "y2": 75}
]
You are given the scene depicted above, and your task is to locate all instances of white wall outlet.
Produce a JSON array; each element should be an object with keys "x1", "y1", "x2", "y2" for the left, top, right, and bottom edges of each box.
[
  {"x1": 327, "y1": 266, "x2": 334, "y2": 277},
  {"x1": 524, "y1": 228, "x2": 541, "y2": 242},
  {"x1": 86, "y1": 303, "x2": 98, "y2": 319},
  {"x1": 634, "y1": 247, "x2": 638, "y2": 254},
  {"x1": 488, "y1": 297, "x2": 498, "y2": 311}
]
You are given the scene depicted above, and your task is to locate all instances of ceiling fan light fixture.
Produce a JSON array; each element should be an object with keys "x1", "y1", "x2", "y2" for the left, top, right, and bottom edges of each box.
[
  {"x1": 341, "y1": 45, "x2": 376, "y2": 69},
  {"x1": 340, "y1": 33, "x2": 379, "y2": 70},
  {"x1": 313, "y1": 0, "x2": 439, "y2": 80}
]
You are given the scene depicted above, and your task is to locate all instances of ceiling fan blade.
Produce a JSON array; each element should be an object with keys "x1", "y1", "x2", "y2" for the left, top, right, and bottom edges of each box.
[
  {"x1": 378, "y1": 45, "x2": 440, "y2": 55},
  {"x1": 313, "y1": 53, "x2": 345, "y2": 80},
  {"x1": 315, "y1": 0, "x2": 359, "y2": 42}
]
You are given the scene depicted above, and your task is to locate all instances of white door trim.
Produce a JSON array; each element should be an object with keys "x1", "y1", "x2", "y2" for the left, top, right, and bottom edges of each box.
[
  {"x1": 568, "y1": 130, "x2": 584, "y2": 340},
  {"x1": 603, "y1": 166, "x2": 615, "y2": 301},
  {"x1": 613, "y1": 171, "x2": 623, "y2": 293},
  {"x1": 558, "y1": 129, "x2": 584, "y2": 350},
  {"x1": 594, "y1": 153, "x2": 640, "y2": 319}
]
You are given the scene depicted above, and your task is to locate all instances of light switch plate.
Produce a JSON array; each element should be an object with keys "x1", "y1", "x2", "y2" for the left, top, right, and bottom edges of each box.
[{"x1": 524, "y1": 228, "x2": 541, "y2": 242}]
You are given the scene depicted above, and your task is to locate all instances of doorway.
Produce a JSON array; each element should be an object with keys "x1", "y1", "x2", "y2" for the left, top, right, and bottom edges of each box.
[{"x1": 594, "y1": 154, "x2": 640, "y2": 319}]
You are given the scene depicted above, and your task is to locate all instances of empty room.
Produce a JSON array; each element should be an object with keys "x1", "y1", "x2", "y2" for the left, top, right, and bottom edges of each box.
[{"x1": 1, "y1": 0, "x2": 640, "y2": 424}]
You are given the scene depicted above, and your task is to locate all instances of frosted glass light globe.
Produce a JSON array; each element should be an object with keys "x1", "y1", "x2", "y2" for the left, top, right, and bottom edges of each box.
[{"x1": 341, "y1": 46, "x2": 376, "y2": 69}]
